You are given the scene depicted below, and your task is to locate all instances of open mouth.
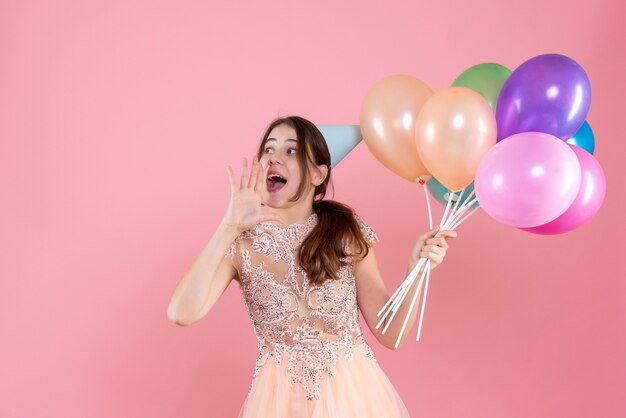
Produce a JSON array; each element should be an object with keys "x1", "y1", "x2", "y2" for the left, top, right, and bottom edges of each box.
[{"x1": 267, "y1": 173, "x2": 287, "y2": 192}]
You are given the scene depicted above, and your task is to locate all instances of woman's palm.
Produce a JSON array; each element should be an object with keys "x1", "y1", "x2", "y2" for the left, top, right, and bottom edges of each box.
[{"x1": 225, "y1": 158, "x2": 281, "y2": 233}]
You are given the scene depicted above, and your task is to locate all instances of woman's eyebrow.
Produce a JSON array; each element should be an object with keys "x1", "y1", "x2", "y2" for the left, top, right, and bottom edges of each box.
[{"x1": 265, "y1": 138, "x2": 298, "y2": 143}]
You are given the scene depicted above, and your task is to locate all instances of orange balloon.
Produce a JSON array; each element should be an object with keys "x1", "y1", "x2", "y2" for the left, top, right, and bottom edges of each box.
[
  {"x1": 415, "y1": 87, "x2": 497, "y2": 191},
  {"x1": 360, "y1": 74, "x2": 433, "y2": 182}
]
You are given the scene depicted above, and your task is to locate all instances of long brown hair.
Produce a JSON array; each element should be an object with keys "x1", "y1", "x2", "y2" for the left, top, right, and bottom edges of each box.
[{"x1": 256, "y1": 116, "x2": 370, "y2": 285}]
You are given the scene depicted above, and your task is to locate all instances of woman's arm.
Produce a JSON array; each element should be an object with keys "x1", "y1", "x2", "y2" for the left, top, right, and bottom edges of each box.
[
  {"x1": 167, "y1": 221, "x2": 239, "y2": 326},
  {"x1": 355, "y1": 227, "x2": 457, "y2": 349},
  {"x1": 167, "y1": 157, "x2": 281, "y2": 326}
]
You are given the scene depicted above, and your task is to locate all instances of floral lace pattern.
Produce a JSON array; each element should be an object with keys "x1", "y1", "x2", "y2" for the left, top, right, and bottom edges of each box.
[{"x1": 226, "y1": 212, "x2": 379, "y2": 400}]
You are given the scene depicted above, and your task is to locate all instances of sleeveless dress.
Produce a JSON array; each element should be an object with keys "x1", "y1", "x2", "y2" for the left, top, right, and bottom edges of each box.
[{"x1": 225, "y1": 212, "x2": 410, "y2": 418}]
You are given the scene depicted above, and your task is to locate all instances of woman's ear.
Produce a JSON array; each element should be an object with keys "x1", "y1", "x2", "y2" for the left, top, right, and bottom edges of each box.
[{"x1": 312, "y1": 164, "x2": 328, "y2": 186}]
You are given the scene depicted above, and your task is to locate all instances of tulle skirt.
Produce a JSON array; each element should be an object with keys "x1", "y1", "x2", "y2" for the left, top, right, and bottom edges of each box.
[{"x1": 237, "y1": 344, "x2": 410, "y2": 418}]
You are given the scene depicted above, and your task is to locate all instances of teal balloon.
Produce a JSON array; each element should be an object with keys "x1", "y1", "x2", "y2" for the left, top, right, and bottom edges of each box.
[
  {"x1": 426, "y1": 176, "x2": 480, "y2": 210},
  {"x1": 566, "y1": 120, "x2": 595, "y2": 154},
  {"x1": 316, "y1": 125, "x2": 362, "y2": 168}
]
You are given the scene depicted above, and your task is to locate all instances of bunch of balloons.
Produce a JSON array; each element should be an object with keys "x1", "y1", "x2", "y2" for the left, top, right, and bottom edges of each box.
[
  {"x1": 476, "y1": 54, "x2": 604, "y2": 235},
  {"x1": 358, "y1": 53, "x2": 605, "y2": 345}
]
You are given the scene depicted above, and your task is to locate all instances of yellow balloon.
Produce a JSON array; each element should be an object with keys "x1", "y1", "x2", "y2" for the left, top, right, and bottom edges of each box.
[
  {"x1": 415, "y1": 87, "x2": 497, "y2": 191},
  {"x1": 360, "y1": 74, "x2": 433, "y2": 182}
]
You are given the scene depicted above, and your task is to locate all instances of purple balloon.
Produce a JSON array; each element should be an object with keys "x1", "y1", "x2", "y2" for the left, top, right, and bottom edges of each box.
[
  {"x1": 496, "y1": 54, "x2": 592, "y2": 142},
  {"x1": 475, "y1": 132, "x2": 581, "y2": 228},
  {"x1": 520, "y1": 145, "x2": 605, "y2": 234}
]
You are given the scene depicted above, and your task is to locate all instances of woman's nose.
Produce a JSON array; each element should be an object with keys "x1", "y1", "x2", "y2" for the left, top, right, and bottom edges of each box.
[{"x1": 269, "y1": 154, "x2": 283, "y2": 165}]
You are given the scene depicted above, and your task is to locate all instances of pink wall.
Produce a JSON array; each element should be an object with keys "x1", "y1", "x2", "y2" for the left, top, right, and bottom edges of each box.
[{"x1": 1, "y1": 0, "x2": 624, "y2": 417}]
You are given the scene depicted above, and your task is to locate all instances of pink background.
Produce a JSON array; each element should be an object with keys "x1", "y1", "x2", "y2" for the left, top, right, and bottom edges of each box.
[{"x1": 1, "y1": 0, "x2": 624, "y2": 417}]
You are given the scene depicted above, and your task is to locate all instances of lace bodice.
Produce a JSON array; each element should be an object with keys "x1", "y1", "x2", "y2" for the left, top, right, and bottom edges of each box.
[{"x1": 225, "y1": 212, "x2": 379, "y2": 400}]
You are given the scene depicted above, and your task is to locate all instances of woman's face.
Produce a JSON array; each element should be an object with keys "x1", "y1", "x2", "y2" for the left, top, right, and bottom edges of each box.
[{"x1": 259, "y1": 124, "x2": 309, "y2": 208}]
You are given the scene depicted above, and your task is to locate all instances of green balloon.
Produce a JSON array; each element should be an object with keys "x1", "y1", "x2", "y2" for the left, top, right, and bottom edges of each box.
[
  {"x1": 426, "y1": 176, "x2": 480, "y2": 210},
  {"x1": 452, "y1": 63, "x2": 512, "y2": 111}
]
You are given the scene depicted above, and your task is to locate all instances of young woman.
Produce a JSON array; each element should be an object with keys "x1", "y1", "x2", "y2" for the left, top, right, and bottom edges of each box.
[{"x1": 167, "y1": 116, "x2": 457, "y2": 417}]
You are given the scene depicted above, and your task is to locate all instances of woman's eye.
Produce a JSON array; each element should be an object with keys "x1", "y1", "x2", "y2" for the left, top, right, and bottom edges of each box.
[
  {"x1": 287, "y1": 148, "x2": 297, "y2": 155},
  {"x1": 264, "y1": 147, "x2": 273, "y2": 154}
]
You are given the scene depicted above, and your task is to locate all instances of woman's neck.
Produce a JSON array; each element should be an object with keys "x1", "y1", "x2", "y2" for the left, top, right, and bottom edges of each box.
[{"x1": 269, "y1": 200, "x2": 315, "y2": 226}]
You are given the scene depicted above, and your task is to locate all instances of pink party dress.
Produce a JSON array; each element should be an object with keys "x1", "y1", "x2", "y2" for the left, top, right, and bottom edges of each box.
[{"x1": 225, "y1": 212, "x2": 410, "y2": 418}]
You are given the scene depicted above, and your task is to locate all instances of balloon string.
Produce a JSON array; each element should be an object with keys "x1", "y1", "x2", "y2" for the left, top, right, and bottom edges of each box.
[
  {"x1": 411, "y1": 188, "x2": 462, "y2": 343},
  {"x1": 376, "y1": 257, "x2": 423, "y2": 321},
  {"x1": 415, "y1": 191, "x2": 479, "y2": 341},
  {"x1": 444, "y1": 191, "x2": 478, "y2": 228},
  {"x1": 440, "y1": 187, "x2": 456, "y2": 229},
  {"x1": 379, "y1": 184, "x2": 481, "y2": 344},
  {"x1": 445, "y1": 188, "x2": 467, "y2": 227},
  {"x1": 415, "y1": 259, "x2": 432, "y2": 342},
  {"x1": 424, "y1": 184, "x2": 433, "y2": 230},
  {"x1": 385, "y1": 186, "x2": 451, "y2": 342},
  {"x1": 394, "y1": 259, "x2": 430, "y2": 348},
  {"x1": 378, "y1": 261, "x2": 422, "y2": 333},
  {"x1": 376, "y1": 257, "x2": 426, "y2": 330},
  {"x1": 450, "y1": 206, "x2": 480, "y2": 230},
  {"x1": 377, "y1": 184, "x2": 433, "y2": 326}
]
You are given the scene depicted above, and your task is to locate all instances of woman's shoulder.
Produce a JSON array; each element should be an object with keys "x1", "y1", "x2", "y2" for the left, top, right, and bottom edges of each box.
[
  {"x1": 317, "y1": 200, "x2": 379, "y2": 246},
  {"x1": 352, "y1": 212, "x2": 378, "y2": 246}
]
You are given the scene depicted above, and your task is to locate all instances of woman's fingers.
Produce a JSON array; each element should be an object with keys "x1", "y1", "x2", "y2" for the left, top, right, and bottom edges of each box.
[
  {"x1": 418, "y1": 228, "x2": 457, "y2": 267},
  {"x1": 418, "y1": 225, "x2": 456, "y2": 242},
  {"x1": 422, "y1": 244, "x2": 445, "y2": 254},
  {"x1": 420, "y1": 246, "x2": 444, "y2": 260},
  {"x1": 421, "y1": 228, "x2": 457, "y2": 243},
  {"x1": 240, "y1": 158, "x2": 249, "y2": 189},
  {"x1": 248, "y1": 157, "x2": 259, "y2": 189},
  {"x1": 426, "y1": 236, "x2": 450, "y2": 248},
  {"x1": 227, "y1": 166, "x2": 236, "y2": 193},
  {"x1": 254, "y1": 161, "x2": 267, "y2": 193},
  {"x1": 420, "y1": 245, "x2": 445, "y2": 264},
  {"x1": 418, "y1": 226, "x2": 439, "y2": 241},
  {"x1": 420, "y1": 250, "x2": 443, "y2": 262}
]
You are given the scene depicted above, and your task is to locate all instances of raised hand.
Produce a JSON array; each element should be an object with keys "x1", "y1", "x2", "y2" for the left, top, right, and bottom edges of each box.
[{"x1": 224, "y1": 157, "x2": 283, "y2": 234}]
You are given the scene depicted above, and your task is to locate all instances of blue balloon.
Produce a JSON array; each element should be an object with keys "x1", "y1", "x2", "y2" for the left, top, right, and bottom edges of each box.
[
  {"x1": 316, "y1": 125, "x2": 362, "y2": 168},
  {"x1": 566, "y1": 120, "x2": 595, "y2": 154}
]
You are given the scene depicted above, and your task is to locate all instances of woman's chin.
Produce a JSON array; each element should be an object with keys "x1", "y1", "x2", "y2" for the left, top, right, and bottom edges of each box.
[
  {"x1": 262, "y1": 188, "x2": 291, "y2": 208},
  {"x1": 261, "y1": 193, "x2": 284, "y2": 209},
  {"x1": 263, "y1": 201, "x2": 282, "y2": 209}
]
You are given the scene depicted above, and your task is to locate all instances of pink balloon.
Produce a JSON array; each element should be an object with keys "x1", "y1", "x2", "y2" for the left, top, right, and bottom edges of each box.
[
  {"x1": 520, "y1": 145, "x2": 606, "y2": 234},
  {"x1": 474, "y1": 132, "x2": 581, "y2": 228}
]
